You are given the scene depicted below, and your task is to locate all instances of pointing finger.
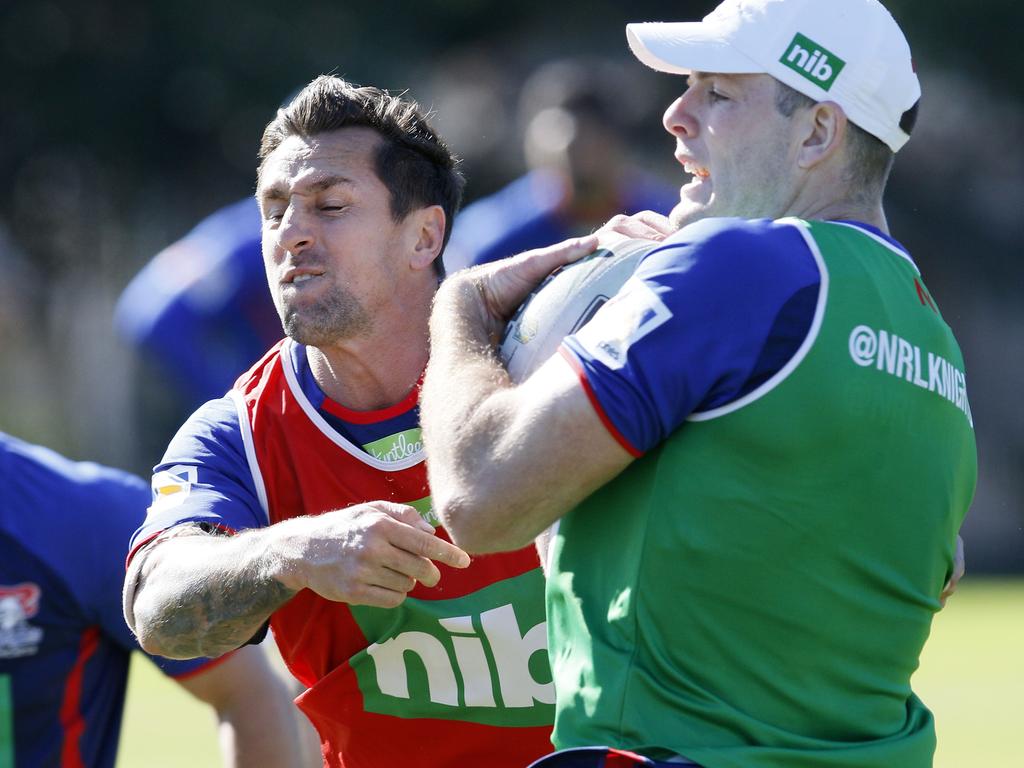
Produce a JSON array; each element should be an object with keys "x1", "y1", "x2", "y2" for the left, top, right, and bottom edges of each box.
[
  {"x1": 430, "y1": 537, "x2": 471, "y2": 569},
  {"x1": 390, "y1": 525, "x2": 471, "y2": 571}
]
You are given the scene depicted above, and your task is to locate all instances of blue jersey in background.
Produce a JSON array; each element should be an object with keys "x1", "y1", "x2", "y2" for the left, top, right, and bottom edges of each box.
[{"x1": 0, "y1": 433, "x2": 214, "y2": 768}]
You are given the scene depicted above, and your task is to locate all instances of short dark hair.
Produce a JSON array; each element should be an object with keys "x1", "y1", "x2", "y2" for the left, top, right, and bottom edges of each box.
[
  {"x1": 773, "y1": 80, "x2": 894, "y2": 200},
  {"x1": 258, "y1": 75, "x2": 465, "y2": 276}
]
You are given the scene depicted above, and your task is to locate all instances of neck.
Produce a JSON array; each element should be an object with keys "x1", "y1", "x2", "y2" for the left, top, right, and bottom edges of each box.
[
  {"x1": 306, "y1": 283, "x2": 434, "y2": 411},
  {"x1": 307, "y1": 333, "x2": 428, "y2": 411},
  {"x1": 783, "y1": 162, "x2": 889, "y2": 233}
]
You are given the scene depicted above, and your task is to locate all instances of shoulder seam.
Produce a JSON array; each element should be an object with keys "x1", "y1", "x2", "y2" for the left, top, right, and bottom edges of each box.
[
  {"x1": 688, "y1": 218, "x2": 829, "y2": 422},
  {"x1": 828, "y1": 221, "x2": 920, "y2": 275}
]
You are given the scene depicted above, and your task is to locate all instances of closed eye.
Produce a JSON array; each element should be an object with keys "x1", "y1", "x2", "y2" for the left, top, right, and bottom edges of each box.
[{"x1": 260, "y1": 196, "x2": 287, "y2": 223}]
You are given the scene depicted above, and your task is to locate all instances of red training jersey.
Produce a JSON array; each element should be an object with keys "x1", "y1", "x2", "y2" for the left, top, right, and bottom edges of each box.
[{"x1": 233, "y1": 340, "x2": 554, "y2": 767}]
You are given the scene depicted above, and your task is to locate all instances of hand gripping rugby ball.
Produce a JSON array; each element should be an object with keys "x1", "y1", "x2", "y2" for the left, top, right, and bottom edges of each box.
[{"x1": 499, "y1": 237, "x2": 658, "y2": 382}]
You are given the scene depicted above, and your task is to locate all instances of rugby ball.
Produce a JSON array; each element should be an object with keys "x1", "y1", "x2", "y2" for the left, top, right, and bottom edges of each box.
[{"x1": 499, "y1": 237, "x2": 658, "y2": 382}]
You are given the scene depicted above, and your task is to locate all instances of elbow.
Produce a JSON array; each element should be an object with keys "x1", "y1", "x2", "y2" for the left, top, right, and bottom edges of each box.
[
  {"x1": 129, "y1": 586, "x2": 209, "y2": 661},
  {"x1": 135, "y1": 622, "x2": 214, "y2": 661},
  {"x1": 442, "y1": 515, "x2": 498, "y2": 555},
  {"x1": 131, "y1": 605, "x2": 174, "y2": 658},
  {"x1": 126, "y1": 573, "x2": 167, "y2": 656},
  {"x1": 134, "y1": 622, "x2": 169, "y2": 658},
  {"x1": 131, "y1": 598, "x2": 183, "y2": 659},
  {"x1": 435, "y1": 489, "x2": 531, "y2": 555}
]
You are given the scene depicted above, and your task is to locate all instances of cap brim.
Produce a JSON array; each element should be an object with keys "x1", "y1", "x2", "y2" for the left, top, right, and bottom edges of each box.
[{"x1": 626, "y1": 22, "x2": 765, "y2": 76}]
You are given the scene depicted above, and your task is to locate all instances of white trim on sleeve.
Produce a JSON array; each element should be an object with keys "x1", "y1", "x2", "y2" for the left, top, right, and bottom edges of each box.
[
  {"x1": 228, "y1": 388, "x2": 271, "y2": 524},
  {"x1": 688, "y1": 218, "x2": 829, "y2": 422}
]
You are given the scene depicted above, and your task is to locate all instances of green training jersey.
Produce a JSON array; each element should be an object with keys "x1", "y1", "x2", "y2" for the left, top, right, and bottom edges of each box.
[{"x1": 547, "y1": 219, "x2": 977, "y2": 767}]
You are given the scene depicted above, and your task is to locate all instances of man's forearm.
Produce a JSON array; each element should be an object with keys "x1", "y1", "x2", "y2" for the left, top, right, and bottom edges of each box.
[
  {"x1": 126, "y1": 504, "x2": 469, "y2": 658},
  {"x1": 423, "y1": 276, "x2": 574, "y2": 553},
  {"x1": 127, "y1": 526, "x2": 296, "y2": 660},
  {"x1": 421, "y1": 277, "x2": 522, "y2": 547},
  {"x1": 422, "y1": 255, "x2": 635, "y2": 554},
  {"x1": 422, "y1": 277, "x2": 512, "y2": 453}
]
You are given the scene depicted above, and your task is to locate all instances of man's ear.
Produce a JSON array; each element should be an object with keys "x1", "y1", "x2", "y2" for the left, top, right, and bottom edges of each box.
[
  {"x1": 797, "y1": 101, "x2": 848, "y2": 170},
  {"x1": 409, "y1": 205, "x2": 446, "y2": 272}
]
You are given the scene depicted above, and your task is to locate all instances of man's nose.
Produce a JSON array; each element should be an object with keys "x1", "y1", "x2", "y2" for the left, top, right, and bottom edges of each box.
[
  {"x1": 663, "y1": 92, "x2": 699, "y2": 140},
  {"x1": 277, "y1": 204, "x2": 314, "y2": 255}
]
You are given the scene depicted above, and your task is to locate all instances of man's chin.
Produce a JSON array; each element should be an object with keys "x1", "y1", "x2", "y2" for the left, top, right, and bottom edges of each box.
[
  {"x1": 283, "y1": 314, "x2": 335, "y2": 348},
  {"x1": 282, "y1": 309, "x2": 370, "y2": 348}
]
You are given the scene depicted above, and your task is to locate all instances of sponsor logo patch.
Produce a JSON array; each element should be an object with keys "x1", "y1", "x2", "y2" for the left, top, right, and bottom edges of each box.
[
  {"x1": 150, "y1": 465, "x2": 198, "y2": 512},
  {"x1": 349, "y1": 569, "x2": 553, "y2": 726},
  {"x1": 405, "y1": 495, "x2": 440, "y2": 527},
  {"x1": 780, "y1": 33, "x2": 846, "y2": 91},
  {"x1": 0, "y1": 583, "x2": 44, "y2": 658},
  {"x1": 363, "y1": 429, "x2": 424, "y2": 464},
  {"x1": 575, "y1": 277, "x2": 671, "y2": 370}
]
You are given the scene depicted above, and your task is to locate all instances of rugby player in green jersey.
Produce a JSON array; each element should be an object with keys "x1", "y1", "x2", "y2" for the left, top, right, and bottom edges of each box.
[{"x1": 420, "y1": 1, "x2": 974, "y2": 766}]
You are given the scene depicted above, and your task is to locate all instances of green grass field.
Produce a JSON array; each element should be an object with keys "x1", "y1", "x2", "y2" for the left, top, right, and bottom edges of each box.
[
  {"x1": 117, "y1": 657, "x2": 222, "y2": 768},
  {"x1": 913, "y1": 579, "x2": 1023, "y2": 766},
  {"x1": 116, "y1": 578, "x2": 1023, "y2": 767}
]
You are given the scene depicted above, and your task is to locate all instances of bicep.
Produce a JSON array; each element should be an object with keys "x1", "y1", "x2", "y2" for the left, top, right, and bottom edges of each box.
[{"x1": 509, "y1": 352, "x2": 635, "y2": 489}]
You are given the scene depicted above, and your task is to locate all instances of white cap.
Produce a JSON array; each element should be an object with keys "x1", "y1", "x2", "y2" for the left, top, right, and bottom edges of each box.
[{"x1": 626, "y1": 0, "x2": 920, "y2": 151}]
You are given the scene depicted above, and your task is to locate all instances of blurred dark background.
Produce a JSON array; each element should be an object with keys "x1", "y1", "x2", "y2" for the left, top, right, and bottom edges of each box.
[{"x1": 1, "y1": 0, "x2": 1021, "y2": 571}]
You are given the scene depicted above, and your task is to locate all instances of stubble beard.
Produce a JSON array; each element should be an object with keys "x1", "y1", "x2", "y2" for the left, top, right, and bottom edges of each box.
[{"x1": 279, "y1": 283, "x2": 373, "y2": 347}]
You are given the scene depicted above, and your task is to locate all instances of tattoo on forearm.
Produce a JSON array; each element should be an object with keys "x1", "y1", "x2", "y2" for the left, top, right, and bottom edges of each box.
[
  {"x1": 142, "y1": 529, "x2": 296, "y2": 658},
  {"x1": 156, "y1": 572, "x2": 294, "y2": 658}
]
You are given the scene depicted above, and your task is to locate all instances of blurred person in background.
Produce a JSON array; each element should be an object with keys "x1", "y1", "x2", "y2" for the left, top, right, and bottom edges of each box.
[
  {"x1": 0, "y1": 431, "x2": 313, "y2": 768},
  {"x1": 121, "y1": 75, "x2": 556, "y2": 767},
  {"x1": 421, "y1": 0, "x2": 974, "y2": 766},
  {"x1": 440, "y1": 56, "x2": 677, "y2": 272}
]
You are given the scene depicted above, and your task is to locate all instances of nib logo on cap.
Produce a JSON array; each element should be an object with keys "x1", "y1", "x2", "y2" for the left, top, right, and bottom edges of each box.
[{"x1": 780, "y1": 33, "x2": 846, "y2": 91}]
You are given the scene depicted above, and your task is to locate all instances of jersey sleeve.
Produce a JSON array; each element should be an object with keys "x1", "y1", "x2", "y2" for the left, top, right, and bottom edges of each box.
[
  {"x1": 127, "y1": 395, "x2": 267, "y2": 564},
  {"x1": 560, "y1": 218, "x2": 822, "y2": 454}
]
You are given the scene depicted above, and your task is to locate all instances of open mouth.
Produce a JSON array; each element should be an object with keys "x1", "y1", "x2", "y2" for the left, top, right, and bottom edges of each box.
[
  {"x1": 683, "y1": 161, "x2": 710, "y2": 181},
  {"x1": 283, "y1": 268, "x2": 325, "y2": 286}
]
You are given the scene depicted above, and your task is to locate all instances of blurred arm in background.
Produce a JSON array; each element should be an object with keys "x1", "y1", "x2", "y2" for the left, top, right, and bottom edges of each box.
[
  {"x1": 114, "y1": 197, "x2": 281, "y2": 412},
  {"x1": 177, "y1": 644, "x2": 320, "y2": 768}
]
